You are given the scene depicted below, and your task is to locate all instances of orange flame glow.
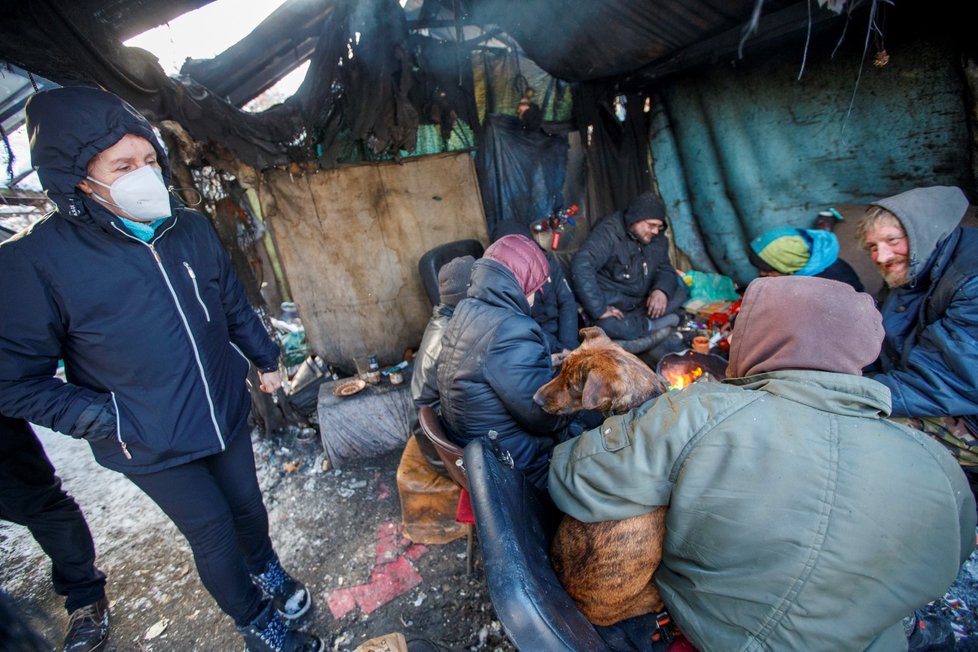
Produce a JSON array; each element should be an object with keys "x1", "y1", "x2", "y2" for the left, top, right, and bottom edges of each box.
[{"x1": 664, "y1": 365, "x2": 703, "y2": 391}]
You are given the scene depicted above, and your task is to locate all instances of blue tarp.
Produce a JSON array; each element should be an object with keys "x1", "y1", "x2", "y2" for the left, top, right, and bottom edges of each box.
[
  {"x1": 650, "y1": 38, "x2": 972, "y2": 285},
  {"x1": 477, "y1": 113, "x2": 570, "y2": 235}
]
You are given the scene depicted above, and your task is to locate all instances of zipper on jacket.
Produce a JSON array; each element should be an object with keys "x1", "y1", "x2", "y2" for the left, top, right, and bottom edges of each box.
[
  {"x1": 110, "y1": 392, "x2": 132, "y2": 460},
  {"x1": 230, "y1": 341, "x2": 250, "y2": 364},
  {"x1": 110, "y1": 221, "x2": 227, "y2": 451},
  {"x1": 183, "y1": 262, "x2": 211, "y2": 322}
]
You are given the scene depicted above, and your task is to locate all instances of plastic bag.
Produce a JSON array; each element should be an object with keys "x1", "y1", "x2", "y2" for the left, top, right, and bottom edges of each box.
[{"x1": 682, "y1": 270, "x2": 739, "y2": 303}]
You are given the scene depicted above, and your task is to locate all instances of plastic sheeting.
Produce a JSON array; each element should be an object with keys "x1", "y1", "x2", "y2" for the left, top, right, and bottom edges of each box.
[
  {"x1": 317, "y1": 377, "x2": 413, "y2": 468},
  {"x1": 574, "y1": 85, "x2": 653, "y2": 220},
  {"x1": 477, "y1": 113, "x2": 570, "y2": 235},
  {"x1": 651, "y1": 38, "x2": 973, "y2": 285},
  {"x1": 466, "y1": 0, "x2": 765, "y2": 82}
]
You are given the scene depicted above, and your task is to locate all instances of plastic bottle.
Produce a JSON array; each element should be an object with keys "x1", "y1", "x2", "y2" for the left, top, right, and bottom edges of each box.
[{"x1": 366, "y1": 355, "x2": 381, "y2": 384}]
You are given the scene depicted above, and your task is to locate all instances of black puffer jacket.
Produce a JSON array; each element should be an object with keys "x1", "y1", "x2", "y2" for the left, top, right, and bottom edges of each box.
[
  {"x1": 0, "y1": 87, "x2": 279, "y2": 473},
  {"x1": 436, "y1": 258, "x2": 571, "y2": 488},
  {"x1": 571, "y1": 211, "x2": 679, "y2": 319}
]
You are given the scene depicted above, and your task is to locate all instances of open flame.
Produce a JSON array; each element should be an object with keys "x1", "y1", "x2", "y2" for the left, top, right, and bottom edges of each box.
[{"x1": 664, "y1": 365, "x2": 703, "y2": 391}]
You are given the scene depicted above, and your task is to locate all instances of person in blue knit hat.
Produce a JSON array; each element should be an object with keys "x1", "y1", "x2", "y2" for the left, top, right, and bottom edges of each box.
[{"x1": 748, "y1": 226, "x2": 864, "y2": 291}]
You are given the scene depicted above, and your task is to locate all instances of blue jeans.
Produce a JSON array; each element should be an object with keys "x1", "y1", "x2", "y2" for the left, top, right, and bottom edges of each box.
[{"x1": 126, "y1": 429, "x2": 275, "y2": 625}]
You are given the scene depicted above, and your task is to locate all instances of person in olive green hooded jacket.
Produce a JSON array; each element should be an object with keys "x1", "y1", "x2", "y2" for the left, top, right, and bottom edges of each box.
[{"x1": 549, "y1": 275, "x2": 975, "y2": 652}]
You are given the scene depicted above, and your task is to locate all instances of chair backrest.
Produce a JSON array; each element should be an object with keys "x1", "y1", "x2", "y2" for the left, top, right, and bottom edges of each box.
[
  {"x1": 417, "y1": 239, "x2": 485, "y2": 306},
  {"x1": 462, "y1": 438, "x2": 608, "y2": 651},
  {"x1": 417, "y1": 406, "x2": 469, "y2": 492}
]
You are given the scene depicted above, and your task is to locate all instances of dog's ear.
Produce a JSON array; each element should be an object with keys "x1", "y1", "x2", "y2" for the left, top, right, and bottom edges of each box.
[
  {"x1": 581, "y1": 372, "x2": 612, "y2": 412},
  {"x1": 579, "y1": 326, "x2": 611, "y2": 348}
]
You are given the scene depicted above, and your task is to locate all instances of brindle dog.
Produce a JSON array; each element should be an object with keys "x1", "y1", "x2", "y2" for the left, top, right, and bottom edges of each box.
[{"x1": 533, "y1": 327, "x2": 668, "y2": 626}]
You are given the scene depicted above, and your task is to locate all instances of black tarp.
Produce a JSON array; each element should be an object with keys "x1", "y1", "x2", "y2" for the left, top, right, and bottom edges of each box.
[
  {"x1": 476, "y1": 113, "x2": 569, "y2": 236},
  {"x1": 573, "y1": 85, "x2": 652, "y2": 219}
]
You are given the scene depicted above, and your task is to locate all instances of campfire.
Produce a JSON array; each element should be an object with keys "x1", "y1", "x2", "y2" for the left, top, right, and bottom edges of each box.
[
  {"x1": 663, "y1": 363, "x2": 704, "y2": 390},
  {"x1": 657, "y1": 350, "x2": 728, "y2": 391}
]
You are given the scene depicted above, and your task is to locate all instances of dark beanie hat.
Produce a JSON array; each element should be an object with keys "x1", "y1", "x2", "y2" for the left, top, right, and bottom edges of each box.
[
  {"x1": 438, "y1": 255, "x2": 476, "y2": 307},
  {"x1": 624, "y1": 192, "x2": 666, "y2": 225}
]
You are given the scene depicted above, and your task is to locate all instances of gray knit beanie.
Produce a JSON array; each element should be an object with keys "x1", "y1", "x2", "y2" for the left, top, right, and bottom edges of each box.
[{"x1": 438, "y1": 255, "x2": 476, "y2": 307}]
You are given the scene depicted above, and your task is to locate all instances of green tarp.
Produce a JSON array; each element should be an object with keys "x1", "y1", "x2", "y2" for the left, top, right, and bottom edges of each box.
[{"x1": 651, "y1": 38, "x2": 972, "y2": 285}]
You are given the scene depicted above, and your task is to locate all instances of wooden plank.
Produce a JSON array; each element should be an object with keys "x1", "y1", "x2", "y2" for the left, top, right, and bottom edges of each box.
[{"x1": 260, "y1": 152, "x2": 488, "y2": 367}]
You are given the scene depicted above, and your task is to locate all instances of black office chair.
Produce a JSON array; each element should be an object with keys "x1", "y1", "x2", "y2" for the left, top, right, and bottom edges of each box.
[
  {"x1": 417, "y1": 239, "x2": 485, "y2": 306},
  {"x1": 463, "y1": 439, "x2": 671, "y2": 652},
  {"x1": 463, "y1": 438, "x2": 606, "y2": 650}
]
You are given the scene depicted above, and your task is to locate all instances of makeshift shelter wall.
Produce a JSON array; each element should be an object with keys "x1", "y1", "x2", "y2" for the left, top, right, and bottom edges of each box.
[
  {"x1": 650, "y1": 38, "x2": 973, "y2": 286},
  {"x1": 258, "y1": 152, "x2": 488, "y2": 366},
  {"x1": 477, "y1": 114, "x2": 570, "y2": 237}
]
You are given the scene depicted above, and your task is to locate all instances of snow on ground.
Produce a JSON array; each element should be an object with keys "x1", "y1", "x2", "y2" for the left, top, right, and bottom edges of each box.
[{"x1": 1, "y1": 426, "x2": 514, "y2": 651}]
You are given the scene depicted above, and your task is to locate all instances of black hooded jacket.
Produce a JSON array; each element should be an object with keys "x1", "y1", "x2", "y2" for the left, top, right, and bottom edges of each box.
[
  {"x1": 0, "y1": 87, "x2": 279, "y2": 473},
  {"x1": 570, "y1": 211, "x2": 679, "y2": 320}
]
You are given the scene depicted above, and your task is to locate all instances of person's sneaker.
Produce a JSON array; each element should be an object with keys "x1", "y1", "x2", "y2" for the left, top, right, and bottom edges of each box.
[
  {"x1": 252, "y1": 558, "x2": 312, "y2": 620},
  {"x1": 62, "y1": 597, "x2": 110, "y2": 652},
  {"x1": 238, "y1": 600, "x2": 323, "y2": 652},
  {"x1": 906, "y1": 611, "x2": 956, "y2": 652}
]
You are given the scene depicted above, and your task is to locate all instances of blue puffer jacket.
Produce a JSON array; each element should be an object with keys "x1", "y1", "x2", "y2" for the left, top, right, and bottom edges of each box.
[
  {"x1": 870, "y1": 187, "x2": 978, "y2": 433},
  {"x1": 436, "y1": 258, "x2": 572, "y2": 488},
  {"x1": 0, "y1": 87, "x2": 280, "y2": 473}
]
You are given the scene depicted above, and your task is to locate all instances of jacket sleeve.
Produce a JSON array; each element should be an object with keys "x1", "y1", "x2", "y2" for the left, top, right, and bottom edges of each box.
[
  {"x1": 209, "y1": 225, "x2": 280, "y2": 371},
  {"x1": 571, "y1": 221, "x2": 615, "y2": 320},
  {"x1": 548, "y1": 390, "x2": 726, "y2": 522},
  {"x1": 550, "y1": 261, "x2": 580, "y2": 351},
  {"x1": 0, "y1": 247, "x2": 116, "y2": 440},
  {"x1": 411, "y1": 317, "x2": 445, "y2": 407},
  {"x1": 873, "y1": 276, "x2": 978, "y2": 419},
  {"x1": 484, "y1": 317, "x2": 572, "y2": 436}
]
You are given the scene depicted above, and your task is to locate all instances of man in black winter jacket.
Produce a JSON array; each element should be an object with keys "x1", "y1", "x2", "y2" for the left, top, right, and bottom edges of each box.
[{"x1": 570, "y1": 192, "x2": 684, "y2": 341}]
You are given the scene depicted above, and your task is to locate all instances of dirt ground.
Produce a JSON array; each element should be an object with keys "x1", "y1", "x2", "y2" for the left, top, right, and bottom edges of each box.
[
  {"x1": 6, "y1": 424, "x2": 978, "y2": 652},
  {"x1": 0, "y1": 426, "x2": 516, "y2": 652}
]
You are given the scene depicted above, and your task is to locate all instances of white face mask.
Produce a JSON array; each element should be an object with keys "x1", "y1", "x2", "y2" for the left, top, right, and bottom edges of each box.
[{"x1": 86, "y1": 165, "x2": 172, "y2": 222}]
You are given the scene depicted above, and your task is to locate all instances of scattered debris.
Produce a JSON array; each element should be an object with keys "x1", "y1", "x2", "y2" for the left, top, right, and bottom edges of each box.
[{"x1": 143, "y1": 617, "x2": 169, "y2": 640}]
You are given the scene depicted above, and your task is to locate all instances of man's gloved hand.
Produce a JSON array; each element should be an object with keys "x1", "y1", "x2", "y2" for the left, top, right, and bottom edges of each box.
[{"x1": 71, "y1": 394, "x2": 117, "y2": 441}]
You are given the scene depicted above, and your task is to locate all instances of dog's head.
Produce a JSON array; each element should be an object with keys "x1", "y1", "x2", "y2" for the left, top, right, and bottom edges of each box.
[{"x1": 533, "y1": 327, "x2": 667, "y2": 415}]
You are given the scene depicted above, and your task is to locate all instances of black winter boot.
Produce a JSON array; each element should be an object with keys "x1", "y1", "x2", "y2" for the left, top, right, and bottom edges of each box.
[
  {"x1": 252, "y1": 558, "x2": 312, "y2": 620},
  {"x1": 238, "y1": 600, "x2": 323, "y2": 652},
  {"x1": 62, "y1": 597, "x2": 110, "y2": 652}
]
